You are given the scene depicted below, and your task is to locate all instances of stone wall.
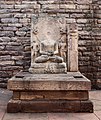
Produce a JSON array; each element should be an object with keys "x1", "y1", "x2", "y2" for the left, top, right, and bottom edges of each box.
[
  {"x1": 0, "y1": 0, "x2": 100, "y2": 89},
  {"x1": 91, "y1": 0, "x2": 101, "y2": 89}
]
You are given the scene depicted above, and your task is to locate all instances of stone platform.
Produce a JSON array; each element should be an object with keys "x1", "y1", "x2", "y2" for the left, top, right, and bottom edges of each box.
[{"x1": 7, "y1": 71, "x2": 93, "y2": 113}]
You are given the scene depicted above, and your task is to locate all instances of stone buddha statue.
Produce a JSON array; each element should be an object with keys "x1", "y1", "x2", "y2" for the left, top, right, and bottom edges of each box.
[
  {"x1": 29, "y1": 17, "x2": 67, "y2": 74},
  {"x1": 34, "y1": 36, "x2": 63, "y2": 63}
]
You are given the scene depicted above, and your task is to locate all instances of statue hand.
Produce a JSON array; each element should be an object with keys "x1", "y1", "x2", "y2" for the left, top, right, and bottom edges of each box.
[{"x1": 48, "y1": 51, "x2": 54, "y2": 56}]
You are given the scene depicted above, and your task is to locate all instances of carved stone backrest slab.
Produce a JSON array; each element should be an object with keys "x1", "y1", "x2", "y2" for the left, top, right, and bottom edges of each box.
[{"x1": 29, "y1": 15, "x2": 78, "y2": 73}]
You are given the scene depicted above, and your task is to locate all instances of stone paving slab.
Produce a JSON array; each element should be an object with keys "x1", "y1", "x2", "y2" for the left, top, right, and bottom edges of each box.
[
  {"x1": 0, "y1": 89, "x2": 12, "y2": 106},
  {"x1": 3, "y1": 113, "x2": 100, "y2": 120},
  {"x1": 94, "y1": 111, "x2": 101, "y2": 120},
  {"x1": 48, "y1": 113, "x2": 99, "y2": 120},
  {"x1": 0, "y1": 106, "x2": 6, "y2": 120},
  {"x1": 0, "y1": 89, "x2": 12, "y2": 120},
  {"x1": 89, "y1": 90, "x2": 101, "y2": 100},
  {"x1": 90, "y1": 90, "x2": 101, "y2": 112},
  {"x1": 3, "y1": 113, "x2": 48, "y2": 120},
  {"x1": 92, "y1": 100, "x2": 101, "y2": 111},
  {"x1": 29, "y1": 113, "x2": 48, "y2": 120}
]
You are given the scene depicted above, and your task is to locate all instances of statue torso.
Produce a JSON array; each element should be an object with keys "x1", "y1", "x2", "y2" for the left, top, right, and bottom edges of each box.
[{"x1": 41, "y1": 40, "x2": 57, "y2": 53}]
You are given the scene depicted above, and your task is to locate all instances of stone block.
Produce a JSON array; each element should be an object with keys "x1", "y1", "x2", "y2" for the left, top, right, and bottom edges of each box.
[
  {"x1": 22, "y1": 1, "x2": 37, "y2": 4},
  {"x1": 15, "y1": 60, "x2": 24, "y2": 66},
  {"x1": 76, "y1": 0, "x2": 92, "y2": 4},
  {"x1": 3, "y1": 27, "x2": 17, "y2": 31},
  {"x1": 0, "y1": 14, "x2": 13, "y2": 18},
  {"x1": 15, "y1": 31, "x2": 26, "y2": 36},
  {"x1": 6, "y1": 45, "x2": 23, "y2": 51},
  {"x1": 8, "y1": 23, "x2": 22, "y2": 27},
  {"x1": 7, "y1": 99, "x2": 21, "y2": 113},
  {"x1": 0, "y1": 51, "x2": 19, "y2": 56},
  {"x1": 0, "y1": 46, "x2": 5, "y2": 50},
  {"x1": 7, "y1": 99, "x2": 93, "y2": 113},
  {"x1": 14, "y1": 13, "x2": 26, "y2": 18},
  {"x1": 0, "y1": 55, "x2": 11, "y2": 61},
  {"x1": 0, "y1": 5, "x2": 14, "y2": 9},
  {"x1": 60, "y1": 4, "x2": 75, "y2": 9},
  {"x1": 98, "y1": 20, "x2": 101, "y2": 24},
  {"x1": 15, "y1": 4, "x2": 29, "y2": 9},
  {"x1": 42, "y1": 4, "x2": 59, "y2": 10},
  {"x1": 13, "y1": 91, "x2": 20, "y2": 100},
  {"x1": 80, "y1": 100, "x2": 93, "y2": 112},
  {"x1": 77, "y1": 5, "x2": 90, "y2": 10},
  {"x1": 19, "y1": 18, "x2": 30, "y2": 23},
  {"x1": 0, "y1": 9, "x2": 8, "y2": 14},
  {"x1": 12, "y1": 56, "x2": 23, "y2": 60},
  {"x1": 21, "y1": 8, "x2": 33, "y2": 13},
  {"x1": 96, "y1": 79, "x2": 101, "y2": 89},
  {"x1": 38, "y1": 1, "x2": 55, "y2": 4},
  {"x1": 13, "y1": 91, "x2": 88, "y2": 100},
  {"x1": 0, "y1": 31, "x2": 14, "y2": 37},
  {"x1": 0, "y1": 61, "x2": 15, "y2": 65},
  {"x1": 4, "y1": 0, "x2": 15, "y2": 4},
  {"x1": 19, "y1": 26, "x2": 30, "y2": 31},
  {"x1": 29, "y1": 63, "x2": 66, "y2": 74},
  {"x1": 0, "y1": 71, "x2": 12, "y2": 78},
  {"x1": 0, "y1": 83, "x2": 7, "y2": 88},
  {"x1": 1, "y1": 18, "x2": 18, "y2": 23},
  {"x1": 7, "y1": 71, "x2": 91, "y2": 91},
  {"x1": 77, "y1": 19, "x2": 88, "y2": 23}
]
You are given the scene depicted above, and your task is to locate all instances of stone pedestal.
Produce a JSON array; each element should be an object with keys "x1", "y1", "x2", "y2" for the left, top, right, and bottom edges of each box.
[
  {"x1": 7, "y1": 71, "x2": 93, "y2": 113},
  {"x1": 29, "y1": 63, "x2": 66, "y2": 74}
]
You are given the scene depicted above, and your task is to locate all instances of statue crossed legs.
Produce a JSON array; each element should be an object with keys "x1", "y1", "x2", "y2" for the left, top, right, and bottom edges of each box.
[{"x1": 34, "y1": 39, "x2": 63, "y2": 63}]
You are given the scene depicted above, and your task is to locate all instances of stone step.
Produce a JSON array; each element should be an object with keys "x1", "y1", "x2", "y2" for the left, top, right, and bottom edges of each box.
[
  {"x1": 13, "y1": 90, "x2": 89, "y2": 100},
  {"x1": 7, "y1": 99, "x2": 93, "y2": 113},
  {"x1": 7, "y1": 72, "x2": 91, "y2": 91}
]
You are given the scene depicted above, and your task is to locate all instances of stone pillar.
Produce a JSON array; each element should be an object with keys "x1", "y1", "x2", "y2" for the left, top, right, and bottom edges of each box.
[{"x1": 67, "y1": 23, "x2": 78, "y2": 72}]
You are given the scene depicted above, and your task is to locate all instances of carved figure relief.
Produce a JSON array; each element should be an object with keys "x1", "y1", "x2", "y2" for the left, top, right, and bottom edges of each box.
[
  {"x1": 34, "y1": 38, "x2": 63, "y2": 63},
  {"x1": 29, "y1": 15, "x2": 78, "y2": 73}
]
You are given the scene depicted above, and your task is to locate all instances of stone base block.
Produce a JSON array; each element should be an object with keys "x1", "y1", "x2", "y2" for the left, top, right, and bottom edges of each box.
[
  {"x1": 29, "y1": 63, "x2": 66, "y2": 74},
  {"x1": 13, "y1": 90, "x2": 88, "y2": 100},
  {"x1": 7, "y1": 72, "x2": 91, "y2": 91},
  {"x1": 7, "y1": 99, "x2": 93, "y2": 113},
  {"x1": 7, "y1": 71, "x2": 93, "y2": 113}
]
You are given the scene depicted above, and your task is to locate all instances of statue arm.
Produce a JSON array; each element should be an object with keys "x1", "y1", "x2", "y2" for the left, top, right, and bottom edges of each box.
[
  {"x1": 54, "y1": 43, "x2": 58, "y2": 55},
  {"x1": 40, "y1": 43, "x2": 49, "y2": 55}
]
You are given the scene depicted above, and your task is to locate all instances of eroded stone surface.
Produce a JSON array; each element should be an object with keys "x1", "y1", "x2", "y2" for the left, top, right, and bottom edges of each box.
[
  {"x1": 29, "y1": 15, "x2": 78, "y2": 73},
  {"x1": 13, "y1": 91, "x2": 88, "y2": 100},
  {"x1": 7, "y1": 71, "x2": 91, "y2": 91},
  {"x1": 7, "y1": 99, "x2": 93, "y2": 113}
]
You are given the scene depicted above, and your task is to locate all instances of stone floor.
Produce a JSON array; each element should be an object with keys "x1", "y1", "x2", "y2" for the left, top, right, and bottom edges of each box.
[{"x1": 0, "y1": 88, "x2": 101, "y2": 120}]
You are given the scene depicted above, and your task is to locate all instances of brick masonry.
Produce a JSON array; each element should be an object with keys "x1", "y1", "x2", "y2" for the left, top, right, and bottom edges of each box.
[{"x1": 0, "y1": 0, "x2": 101, "y2": 89}]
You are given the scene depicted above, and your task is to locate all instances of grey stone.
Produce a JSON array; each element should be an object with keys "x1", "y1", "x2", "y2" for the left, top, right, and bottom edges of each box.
[
  {"x1": 8, "y1": 72, "x2": 91, "y2": 91},
  {"x1": 15, "y1": 31, "x2": 26, "y2": 36},
  {"x1": 0, "y1": 31, "x2": 14, "y2": 37},
  {"x1": 8, "y1": 23, "x2": 22, "y2": 27},
  {"x1": 3, "y1": 27, "x2": 17, "y2": 31},
  {"x1": 0, "y1": 5, "x2": 14, "y2": 9},
  {"x1": 1, "y1": 18, "x2": 18, "y2": 23},
  {"x1": 0, "y1": 61, "x2": 15, "y2": 66}
]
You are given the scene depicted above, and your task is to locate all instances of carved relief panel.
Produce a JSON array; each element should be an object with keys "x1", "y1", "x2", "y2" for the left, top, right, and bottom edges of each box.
[{"x1": 29, "y1": 15, "x2": 78, "y2": 74}]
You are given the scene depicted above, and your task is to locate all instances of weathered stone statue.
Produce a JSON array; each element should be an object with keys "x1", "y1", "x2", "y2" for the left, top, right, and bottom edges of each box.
[{"x1": 29, "y1": 16, "x2": 67, "y2": 73}]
